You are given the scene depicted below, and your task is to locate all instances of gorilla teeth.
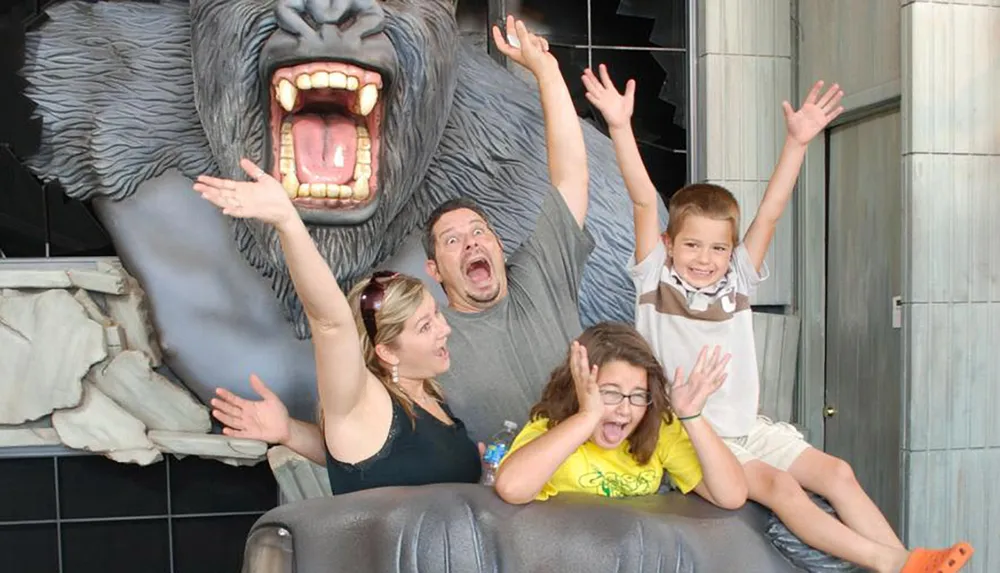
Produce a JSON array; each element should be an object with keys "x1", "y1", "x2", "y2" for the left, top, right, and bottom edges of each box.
[
  {"x1": 353, "y1": 175, "x2": 370, "y2": 200},
  {"x1": 282, "y1": 172, "x2": 299, "y2": 198},
  {"x1": 270, "y1": 63, "x2": 382, "y2": 204},
  {"x1": 278, "y1": 79, "x2": 297, "y2": 112},
  {"x1": 278, "y1": 70, "x2": 379, "y2": 114},
  {"x1": 357, "y1": 84, "x2": 379, "y2": 116},
  {"x1": 278, "y1": 118, "x2": 374, "y2": 202}
]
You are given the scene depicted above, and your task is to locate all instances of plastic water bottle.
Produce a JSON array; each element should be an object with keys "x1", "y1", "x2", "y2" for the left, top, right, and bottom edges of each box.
[{"x1": 480, "y1": 420, "x2": 519, "y2": 486}]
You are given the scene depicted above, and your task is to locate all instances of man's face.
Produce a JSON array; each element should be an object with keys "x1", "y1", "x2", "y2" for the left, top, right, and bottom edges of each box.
[{"x1": 425, "y1": 208, "x2": 508, "y2": 313}]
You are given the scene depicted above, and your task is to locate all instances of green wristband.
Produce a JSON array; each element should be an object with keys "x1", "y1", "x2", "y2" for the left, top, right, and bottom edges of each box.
[{"x1": 677, "y1": 412, "x2": 702, "y2": 422}]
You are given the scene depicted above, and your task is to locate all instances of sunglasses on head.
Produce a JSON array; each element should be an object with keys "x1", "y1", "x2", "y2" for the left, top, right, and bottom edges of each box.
[{"x1": 359, "y1": 271, "x2": 400, "y2": 343}]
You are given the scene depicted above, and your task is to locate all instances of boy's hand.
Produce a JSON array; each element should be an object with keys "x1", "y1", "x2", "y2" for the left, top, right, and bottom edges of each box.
[
  {"x1": 581, "y1": 63, "x2": 635, "y2": 130},
  {"x1": 491, "y1": 15, "x2": 556, "y2": 77},
  {"x1": 783, "y1": 80, "x2": 844, "y2": 146},
  {"x1": 670, "y1": 345, "x2": 731, "y2": 419}
]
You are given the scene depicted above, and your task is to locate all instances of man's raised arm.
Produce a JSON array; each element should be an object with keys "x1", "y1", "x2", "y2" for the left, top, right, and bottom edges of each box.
[{"x1": 492, "y1": 16, "x2": 588, "y2": 227}]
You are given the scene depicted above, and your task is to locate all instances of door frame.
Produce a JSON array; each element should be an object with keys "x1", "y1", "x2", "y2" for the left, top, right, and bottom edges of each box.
[{"x1": 793, "y1": 82, "x2": 901, "y2": 448}]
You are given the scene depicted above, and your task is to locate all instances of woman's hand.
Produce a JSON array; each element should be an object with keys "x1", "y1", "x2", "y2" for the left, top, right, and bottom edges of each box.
[
  {"x1": 211, "y1": 374, "x2": 292, "y2": 445},
  {"x1": 193, "y1": 158, "x2": 299, "y2": 230}
]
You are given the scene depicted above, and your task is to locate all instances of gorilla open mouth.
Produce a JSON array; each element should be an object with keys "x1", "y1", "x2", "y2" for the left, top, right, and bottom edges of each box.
[{"x1": 268, "y1": 61, "x2": 384, "y2": 211}]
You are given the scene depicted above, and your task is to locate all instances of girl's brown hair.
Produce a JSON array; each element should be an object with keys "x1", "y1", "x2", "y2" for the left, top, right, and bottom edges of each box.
[
  {"x1": 530, "y1": 322, "x2": 673, "y2": 465},
  {"x1": 317, "y1": 273, "x2": 444, "y2": 431}
]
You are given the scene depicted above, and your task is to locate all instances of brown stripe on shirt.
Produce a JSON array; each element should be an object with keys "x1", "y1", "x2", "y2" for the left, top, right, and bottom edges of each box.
[{"x1": 638, "y1": 281, "x2": 750, "y2": 323}]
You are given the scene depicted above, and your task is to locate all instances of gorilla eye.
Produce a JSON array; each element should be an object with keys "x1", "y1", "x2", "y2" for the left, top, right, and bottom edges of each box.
[
  {"x1": 339, "y1": 14, "x2": 358, "y2": 30},
  {"x1": 300, "y1": 11, "x2": 319, "y2": 31}
]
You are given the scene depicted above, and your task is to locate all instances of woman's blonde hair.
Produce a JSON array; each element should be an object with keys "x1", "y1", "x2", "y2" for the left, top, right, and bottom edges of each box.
[{"x1": 317, "y1": 273, "x2": 444, "y2": 431}]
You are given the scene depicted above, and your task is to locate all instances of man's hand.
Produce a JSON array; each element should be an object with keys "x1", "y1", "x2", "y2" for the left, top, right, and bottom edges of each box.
[
  {"x1": 491, "y1": 15, "x2": 557, "y2": 77},
  {"x1": 784, "y1": 80, "x2": 844, "y2": 147}
]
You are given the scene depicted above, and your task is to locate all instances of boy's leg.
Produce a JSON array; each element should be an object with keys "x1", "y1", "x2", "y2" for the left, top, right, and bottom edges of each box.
[
  {"x1": 739, "y1": 418, "x2": 974, "y2": 573},
  {"x1": 744, "y1": 460, "x2": 908, "y2": 573},
  {"x1": 787, "y1": 447, "x2": 904, "y2": 549}
]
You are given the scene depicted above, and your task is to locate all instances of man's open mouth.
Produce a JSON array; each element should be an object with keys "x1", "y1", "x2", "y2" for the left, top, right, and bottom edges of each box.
[
  {"x1": 268, "y1": 61, "x2": 384, "y2": 209},
  {"x1": 464, "y1": 257, "x2": 492, "y2": 284}
]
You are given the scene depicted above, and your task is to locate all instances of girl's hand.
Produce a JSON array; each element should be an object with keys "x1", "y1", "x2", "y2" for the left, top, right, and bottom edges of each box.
[
  {"x1": 670, "y1": 345, "x2": 731, "y2": 419},
  {"x1": 570, "y1": 341, "x2": 603, "y2": 421},
  {"x1": 581, "y1": 63, "x2": 636, "y2": 130},
  {"x1": 193, "y1": 158, "x2": 298, "y2": 230}
]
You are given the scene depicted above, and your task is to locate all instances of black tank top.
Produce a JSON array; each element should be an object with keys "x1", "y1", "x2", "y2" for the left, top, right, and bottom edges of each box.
[{"x1": 325, "y1": 397, "x2": 482, "y2": 495}]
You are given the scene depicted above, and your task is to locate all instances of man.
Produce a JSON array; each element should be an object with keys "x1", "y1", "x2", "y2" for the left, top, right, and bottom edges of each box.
[{"x1": 210, "y1": 16, "x2": 594, "y2": 463}]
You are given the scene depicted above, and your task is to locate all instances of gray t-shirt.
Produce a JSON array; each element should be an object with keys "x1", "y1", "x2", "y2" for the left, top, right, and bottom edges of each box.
[{"x1": 439, "y1": 186, "x2": 595, "y2": 443}]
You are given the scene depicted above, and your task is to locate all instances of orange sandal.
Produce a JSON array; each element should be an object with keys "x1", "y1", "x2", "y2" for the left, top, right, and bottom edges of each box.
[{"x1": 901, "y1": 542, "x2": 974, "y2": 573}]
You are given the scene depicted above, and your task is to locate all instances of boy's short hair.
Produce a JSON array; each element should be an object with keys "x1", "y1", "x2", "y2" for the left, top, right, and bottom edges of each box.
[
  {"x1": 666, "y1": 184, "x2": 741, "y2": 246},
  {"x1": 422, "y1": 198, "x2": 499, "y2": 261}
]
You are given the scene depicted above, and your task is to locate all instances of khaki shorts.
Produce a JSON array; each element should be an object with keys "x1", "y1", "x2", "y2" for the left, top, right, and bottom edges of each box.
[{"x1": 723, "y1": 416, "x2": 811, "y2": 471}]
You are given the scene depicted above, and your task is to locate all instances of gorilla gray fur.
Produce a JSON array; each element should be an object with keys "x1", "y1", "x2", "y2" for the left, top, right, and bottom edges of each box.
[{"x1": 23, "y1": 0, "x2": 653, "y2": 339}]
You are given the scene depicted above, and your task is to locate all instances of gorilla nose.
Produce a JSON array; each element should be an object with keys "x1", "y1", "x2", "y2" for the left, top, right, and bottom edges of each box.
[{"x1": 276, "y1": 0, "x2": 385, "y2": 38}]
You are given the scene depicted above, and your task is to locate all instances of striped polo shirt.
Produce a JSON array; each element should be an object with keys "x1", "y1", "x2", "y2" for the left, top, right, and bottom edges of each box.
[{"x1": 629, "y1": 241, "x2": 768, "y2": 438}]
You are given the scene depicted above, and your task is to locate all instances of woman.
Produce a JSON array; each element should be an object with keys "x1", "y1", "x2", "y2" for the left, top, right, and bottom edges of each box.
[{"x1": 193, "y1": 158, "x2": 480, "y2": 493}]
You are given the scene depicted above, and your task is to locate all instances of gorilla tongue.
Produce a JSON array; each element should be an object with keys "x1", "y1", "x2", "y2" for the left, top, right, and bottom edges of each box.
[{"x1": 292, "y1": 114, "x2": 358, "y2": 185}]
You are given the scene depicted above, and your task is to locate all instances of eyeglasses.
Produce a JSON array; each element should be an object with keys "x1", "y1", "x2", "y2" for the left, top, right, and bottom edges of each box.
[
  {"x1": 599, "y1": 389, "x2": 652, "y2": 407},
  {"x1": 359, "y1": 271, "x2": 399, "y2": 343}
]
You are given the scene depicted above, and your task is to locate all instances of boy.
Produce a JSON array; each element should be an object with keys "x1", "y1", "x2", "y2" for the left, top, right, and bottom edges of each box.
[{"x1": 582, "y1": 63, "x2": 973, "y2": 573}]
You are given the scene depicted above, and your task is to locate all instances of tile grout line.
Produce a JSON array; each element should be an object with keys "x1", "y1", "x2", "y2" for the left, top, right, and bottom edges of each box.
[
  {"x1": 54, "y1": 457, "x2": 63, "y2": 573},
  {"x1": 0, "y1": 510, "x2": 269, "y2": 527},
  {"x1": 167, "y1": 456, "x2": 175, "y2": 573}
]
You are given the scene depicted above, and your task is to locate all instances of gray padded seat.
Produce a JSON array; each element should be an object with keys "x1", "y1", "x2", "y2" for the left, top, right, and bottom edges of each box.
[{"x1": 241, "y1": 483, "x2": 800, "y2": 573}]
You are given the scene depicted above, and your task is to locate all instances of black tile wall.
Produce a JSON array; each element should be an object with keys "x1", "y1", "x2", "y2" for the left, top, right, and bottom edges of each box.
[
  {"x1": 170, "y1": 456, "x2": 278, "y2": 515},
  {"x1": 62, "y1": 520, "x2": 171, "y2": 573},
  {"x1": 0, "y1": 524, "x2": 60, "y2": 573},
  {"x1": 0, "y1": 454, "x2": 275, "y2": 573},
  {"x1": 549, "y1": 46, "x2": 689, "y2": 199},
  {"x1": 591, "y1": 0, "x2": 687, "y2": 48},
  {"x1": 0, "y1": 458, "x2": 56, "y2": 522},
  {"x1": 172, "y1": 515, "x2": 262, "y2": 573},
  {"x1": 58, "y1": 456, "x2": 168, "y2": 519},
  {"x1": 518, "y1": 0, "x2": 687, "y2": 48}
]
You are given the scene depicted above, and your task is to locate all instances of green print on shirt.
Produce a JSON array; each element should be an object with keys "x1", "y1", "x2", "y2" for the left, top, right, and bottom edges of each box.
[{"x1": 578, "y1": 467, "x2": 658, "y2": 497}]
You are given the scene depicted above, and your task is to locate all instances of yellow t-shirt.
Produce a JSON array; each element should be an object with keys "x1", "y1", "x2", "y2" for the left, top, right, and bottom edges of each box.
[{"x1": 503, "y1": 416, "x2": 704, "y2": 501}]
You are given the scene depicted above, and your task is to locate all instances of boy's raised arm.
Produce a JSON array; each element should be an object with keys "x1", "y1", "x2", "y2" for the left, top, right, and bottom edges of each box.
[
  {"x1": 583, "y1": 64, "x2": 661, "y2": 263},
  {"x1": 743, "y1": 80, "x2": 844, "y2": 271}
]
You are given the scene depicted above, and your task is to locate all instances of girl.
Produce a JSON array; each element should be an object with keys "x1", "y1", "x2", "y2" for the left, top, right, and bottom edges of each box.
[{"x1": 494, "y1": 322, "x2": 747, "y2": 507}]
